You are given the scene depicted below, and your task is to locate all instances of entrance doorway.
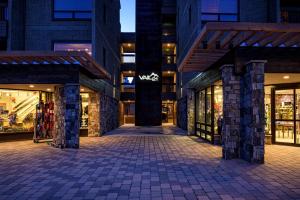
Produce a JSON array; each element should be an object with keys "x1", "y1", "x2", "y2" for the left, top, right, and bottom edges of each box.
[
  {"x1": 162, "y1": 101, "x2": 175, "y2": 124},
  {"x1": 272, "y1": 88, "x2": 300, "y2": 145}
]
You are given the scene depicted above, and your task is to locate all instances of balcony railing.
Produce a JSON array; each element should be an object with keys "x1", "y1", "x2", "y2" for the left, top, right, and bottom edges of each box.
[
  {"x1": 162, "y1": 55, "x2": 177, "y2": 65},
  {"x1": 162, "y1": 83, "x2": 176, "y2": 93},
  {"x1": 121, "y1": 53, "x2": 136, "y2": 64},
  {"x1": 281, "y1": 9, "x2": 300, "y2": 23}
]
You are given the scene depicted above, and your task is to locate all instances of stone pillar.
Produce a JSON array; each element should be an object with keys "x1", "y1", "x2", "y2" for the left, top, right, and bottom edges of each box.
[
  {"x1": 99, "y1": 94, "x2": 119, "y2": 134},
  {"x1": 88, "y1": 92, "x2": 101, "y2": 137},
  {"x1": 240, "y1": 61, "x2": 266, "y2": 163},
  {"x1": 221, "y1": 65, "x2": 240, "y2": 160},
  {"x1": 187, "y1": 89, "x2": 195, "y2": 136},
  {"x1": 53, "y1": 84, "x2": 80, "y2": 148}
]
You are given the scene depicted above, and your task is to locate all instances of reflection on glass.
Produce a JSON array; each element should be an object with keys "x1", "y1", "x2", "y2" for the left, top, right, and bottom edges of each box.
[
  {"x1": 0, "y1": 89, "x2": 39, "y2": 133},
  {"x1": 80, "y1": 93, "x2": 89, "y2": 128},
  {"x1": 265, "y1": 86, "x2": 272, "y2": 135},
  {"x1": 206, "y1": 88, "x2": 212, "y2": 125},
  {"x1": 214, "y1": 85, "x2": 223, "y2": 135},
  {"x1": 276, "y1": 121, "x2": 294, "y2": 143},
  {"x1": 198, "y1": 90, "x2": 205, "y2": 124},
  {"x1": 297, "y1": 122, "x2": 300, "y2": 144},
  {"x1": 206, "y1": 134, "x2": 212, "y2": 141},
  {"x1": 296, "y1": 89, "x2": 300, "y2": 120},
  {"x1": 275, "y1": 90, "x2": 294, "y2": 120}
]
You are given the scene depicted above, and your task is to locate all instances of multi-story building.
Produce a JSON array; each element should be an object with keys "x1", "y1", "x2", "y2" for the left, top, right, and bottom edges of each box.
[
  {"x1": 177, "y1": 0, "x2": 300, "y2": 163},
  {"x1": 0, "y1": 0, "x2": 120, "y2": 147},
  {"x1": 119, "y1": 0, "x2": 177, "y2": 126}
]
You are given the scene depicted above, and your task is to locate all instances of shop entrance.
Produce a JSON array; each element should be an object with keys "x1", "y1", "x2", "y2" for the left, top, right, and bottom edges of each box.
[
  {"x1": 162, "y1": 101, "x2": 175, "y2": 124},
  {"x1": 272, "y1": 88, "x2": 300, "y2": 145}
]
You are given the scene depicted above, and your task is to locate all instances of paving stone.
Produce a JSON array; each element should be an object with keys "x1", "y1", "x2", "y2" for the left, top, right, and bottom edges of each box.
[{"x1": 0, "y1": 126, "x2": 299, "y2": 200}]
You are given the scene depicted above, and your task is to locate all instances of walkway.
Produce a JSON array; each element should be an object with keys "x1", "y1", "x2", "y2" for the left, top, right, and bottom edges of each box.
[{"x1": 0, "y1": 126, "x2": 299, "y2": 200}]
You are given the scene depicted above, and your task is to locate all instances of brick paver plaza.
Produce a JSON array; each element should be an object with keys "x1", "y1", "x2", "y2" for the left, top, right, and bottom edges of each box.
[{"x1": 0, "y1": 126, "x2": 300, "y2": 200}]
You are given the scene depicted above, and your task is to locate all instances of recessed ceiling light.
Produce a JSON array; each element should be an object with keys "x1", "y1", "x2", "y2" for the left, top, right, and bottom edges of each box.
[
  {"x1": 283, "y1": 75, "x2": 290, "y2": 80},
  {"x1": 46, "y1": 88, "x2": 51, "y2": 91},
  {"x1": 29, "y1": 85, "x2": 34, "y2": 88},
  {"x1": 81, "y1": 89, "x2": 85, "y2": 92}
]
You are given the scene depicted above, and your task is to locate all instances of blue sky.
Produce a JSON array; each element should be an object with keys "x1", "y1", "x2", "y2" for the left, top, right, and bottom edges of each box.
[{"x1": 120, "y1": 0, "x2": 136, "y2": 32}]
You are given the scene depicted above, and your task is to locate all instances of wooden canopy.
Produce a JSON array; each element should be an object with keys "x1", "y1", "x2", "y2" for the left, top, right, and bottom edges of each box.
[
  {"x1": 179, "y1": 22, "x2": 300, "y2": 72},
  {"x1": 0, "y1": 51, "x2": 111, "y2": 79}
]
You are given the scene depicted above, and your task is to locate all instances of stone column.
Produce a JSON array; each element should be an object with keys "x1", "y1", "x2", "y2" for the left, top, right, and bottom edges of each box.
[
  {"x1": 240, "y1": 61, "x2": 266, "y2": 163},
  {"x1": 187, "y1": 89, "x2": 195, "y2": 136},
  {"x1": 88, "y1": 92, "x2": 101, "y2": 137},
  {"x1": 221, "y1": 65, "x2": 240, "y2": 160},
  {"x1": 52, "y1": 84, "x2": 80, "y2": 148}
]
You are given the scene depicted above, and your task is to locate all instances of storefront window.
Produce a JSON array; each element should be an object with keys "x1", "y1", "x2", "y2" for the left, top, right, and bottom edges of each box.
[
  {"x1": 197, "y1": 90, "x2": 205, "y2": 124},
  {"x1": 206, "y1": 87, "x2": 212, "y2": 126},
  {"x1": 296, "y1": 89, "x2": 300, "y2": 144},
  {"x1": 80, "y1": 93, "x2": 89, "y2": 128},
  {"x1": 0, "y1": 89, "x2": 39, "y2": 134},
  {"x1": 214, "y1": 85, "x2": 223, "y2": 135},
  {"x1": 265, "y1": 86, "x2": 272, "y2": 135}
]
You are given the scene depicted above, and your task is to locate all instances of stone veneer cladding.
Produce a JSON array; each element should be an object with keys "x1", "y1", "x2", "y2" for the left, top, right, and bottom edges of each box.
[
  {"x1": 100, "y1": 95, "x2": 119, "y2": 135},
  {"x1": 52, "y1": 84, "x2": 80, "y2": 148},
  {"x1": 187, "y1": 89, "x2": 195, "y2": 136},
  {"x1": 177, "y1": 97, "x2": 188, "y2": 130},
  {"x1": 88, "y1": 92, "x2": 101, "y2": 137},
  {"x1": 221, "y1": 65, "x2": 240, "y2": 160},
  {"x1": 240, "y1": 61, "x2": 266, "y2": 163}
]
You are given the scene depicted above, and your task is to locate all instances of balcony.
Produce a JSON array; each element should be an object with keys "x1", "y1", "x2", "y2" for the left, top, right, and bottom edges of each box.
[
  {"x1": 161, "y1": 0, "x2": 176, "y2": 14},
  {"x1": 162, "y1": 83, "x2": 176, "y2": 100},
  {"x1": 281, "y1": 8, "x2": 300, "y2": 23},
  {"x1": 0, "y1": 6, "x2": 7, "y2": 38}
]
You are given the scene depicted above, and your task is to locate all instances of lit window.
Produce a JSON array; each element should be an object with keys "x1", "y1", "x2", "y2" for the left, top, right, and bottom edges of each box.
[
  {"x1": 53, "y1": 0, "x2": 92, "y2": 20},
  {"x1": 54, "y1": 43, "x2": 92, "y2": 55},
  {"x1": 201, "y1": 0, "x2": 238, "y2": 23}
]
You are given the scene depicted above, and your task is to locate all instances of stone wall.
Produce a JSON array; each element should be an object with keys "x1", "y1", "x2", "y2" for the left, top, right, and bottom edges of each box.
[
  {"x1": 177, "y1": 96, "x2": 187, "y2": 130},
  {"x1": 100, "y1": 95, "x2": 119, "y2": 134},
  {"x1": 52, "y1": 84, "x2": 80, "y2": 149},
  {"x1": 88, "y1": 92, "x2": 101, "y2": 137},
  {"x1": 187, "y1": 89, "x2": 195, "y2": 136},
  {"x1": 221, "y1": 65, "x2": 241, "y2": 160},
  {"x1": 240, "y1": 61, "x2": 265, "y2": 163}
]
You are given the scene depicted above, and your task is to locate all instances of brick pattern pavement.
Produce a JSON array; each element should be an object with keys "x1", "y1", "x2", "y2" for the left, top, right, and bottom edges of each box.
[{"x1": 0, "y1": 127, "x2": 299, "y2": 200}]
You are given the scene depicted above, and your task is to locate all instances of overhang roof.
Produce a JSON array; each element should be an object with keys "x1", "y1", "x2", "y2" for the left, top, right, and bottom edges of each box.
[
  {"x1": 179, "y1": 22, "x2": 300, "y2": 72},
  {"x1": 0, "y1": 51, "x2": 111, "y2": 79}
]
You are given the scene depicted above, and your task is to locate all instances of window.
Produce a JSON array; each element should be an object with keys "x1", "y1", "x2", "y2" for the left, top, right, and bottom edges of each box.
[
  {"x1": 53, "y1": 0, "x2": 92, "y2": 20},
  {"x1": 201, "y1": 0, "x2": 238, "y2": 23},
  {"x1": 54, "y1": 43, "x2": 92, "y2": 55}
]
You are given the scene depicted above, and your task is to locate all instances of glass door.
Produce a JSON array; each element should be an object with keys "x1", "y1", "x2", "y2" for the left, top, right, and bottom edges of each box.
[{"x1": 274, "y1": 89, "x2": 295, "y2": 144}]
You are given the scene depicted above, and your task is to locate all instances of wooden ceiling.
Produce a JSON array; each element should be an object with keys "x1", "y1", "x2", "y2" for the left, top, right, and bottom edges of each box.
[
  {"x1": 0, "y1": 51, "x2": 111, "y2": 79},
  {"x1": 179, "y1": 22, "x2": 300, "y2": 72}
]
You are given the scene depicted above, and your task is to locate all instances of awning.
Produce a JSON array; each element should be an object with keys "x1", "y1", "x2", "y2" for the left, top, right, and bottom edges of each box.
[
  {"x1": 179, "y1": 22, "x2": 300, "y2": 72},
  {"x1": 0, "y1": 51, "x2": 111, "y2": 79}
]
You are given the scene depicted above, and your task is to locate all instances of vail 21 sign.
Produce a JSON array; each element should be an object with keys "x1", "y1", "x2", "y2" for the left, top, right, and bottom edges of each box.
[{"x1": 138, "y1": 73, "x2": 159, "y2": 82}]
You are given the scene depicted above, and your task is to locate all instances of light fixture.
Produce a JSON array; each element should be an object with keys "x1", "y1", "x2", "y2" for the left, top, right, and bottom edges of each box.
[
  {"x1": 127, "y1": 43, "x2": 132, "y2": 47},
  {"x1": 167, "y1": 43, "x2": 171, "y2": 47},
  {"x1": 129, "y1": 70, "x2": 132, "y2": 74},
  {"x1": 283, "y1": 75, "x2": 290, "y2": 80},
  {"x1": 81, "y1": 88, "x2": 85, "y2": 92},
  {"x1": 29, "y1": 85, "x2": 34, "y2": 88},
  {"x1": 46, "y1": 88, "x2": 51, "y2": 92},
  {"x1": 167, "y1": 71, "x2": 171, "y2": 74}
]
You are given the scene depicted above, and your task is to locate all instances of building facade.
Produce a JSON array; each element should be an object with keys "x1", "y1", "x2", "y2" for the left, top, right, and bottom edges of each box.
[
  {"x1": 0, "y1": 0, "x2": 121, "y2": 146},
  {"x1": 177, "y1": 0, "x2": 300, "y2": 163},
  {"x1": 119, "y1": 0, "x2": 177, "y2": 126}
]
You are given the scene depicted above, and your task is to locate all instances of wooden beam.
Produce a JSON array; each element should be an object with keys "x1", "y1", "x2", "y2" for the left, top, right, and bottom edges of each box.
[
  {"x1": 207, "y1": 31, "x2": 223, "y2": 49},
  {"x1": 271, "y1": 32, "x2": 296, "y2": 47},
  {"x1": 246, "y1": 31, "x2": 273, "y2": 46},
  {"x1": 259, "y1": 32, "x2": 281, "y2": 46},
  {"x1": 220, "y1": 31, "x2": 239, "y2": 49},
  {"x1": 232, "y1": 31, "x2": 255, "y2": 47}
]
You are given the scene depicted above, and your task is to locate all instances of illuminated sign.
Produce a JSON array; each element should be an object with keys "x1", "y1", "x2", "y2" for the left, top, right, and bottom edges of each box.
[{"x1": 138, "y1": 73, "x2": 159, "y2": 82}]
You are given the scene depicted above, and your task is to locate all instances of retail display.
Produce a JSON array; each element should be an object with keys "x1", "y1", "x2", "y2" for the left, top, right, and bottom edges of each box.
[
  {"x1": 80, "y1": 93, "x2": 89, "y2": 128},
  {"x1": 33, "y1": 100, "x2": 54, "y2": 142}
]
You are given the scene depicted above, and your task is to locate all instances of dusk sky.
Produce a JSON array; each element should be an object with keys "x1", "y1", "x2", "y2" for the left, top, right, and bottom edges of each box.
[{"x1": 120, "y1": 0, "x2": 135, "y2": 32}]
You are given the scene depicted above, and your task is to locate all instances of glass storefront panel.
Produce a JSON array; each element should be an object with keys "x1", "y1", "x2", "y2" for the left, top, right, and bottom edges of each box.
[
  {"x1": 276, "y1": 121, "x2": 294, "y2": 143},
  {"x1": 214, "y1": 85, "x2": 223, "y2": 135},
  {"x1": 296, "y1": 89, "x2": 300, "y2": 120},
  {"x1": 265, "y1": 86, "x2": 272, "y2": 135},
  {"x1": 0, "y1": 89, "x2": 39, "y2": 134},
  {"x1": 275, "y1": 90, "x2": 294, "y2": 120},
  {"x1": 296, "y1": 122, "x2": 300, "y2": 144},
  {"x1": 80, "y1": 93, "x2": 89, "y2": 128},
  {"x1": 206, "y1": 87, "x2": 212, "y2": 125},
  {"x1": 198, "y1": 90, "x2": 205, "y2": 124}
]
